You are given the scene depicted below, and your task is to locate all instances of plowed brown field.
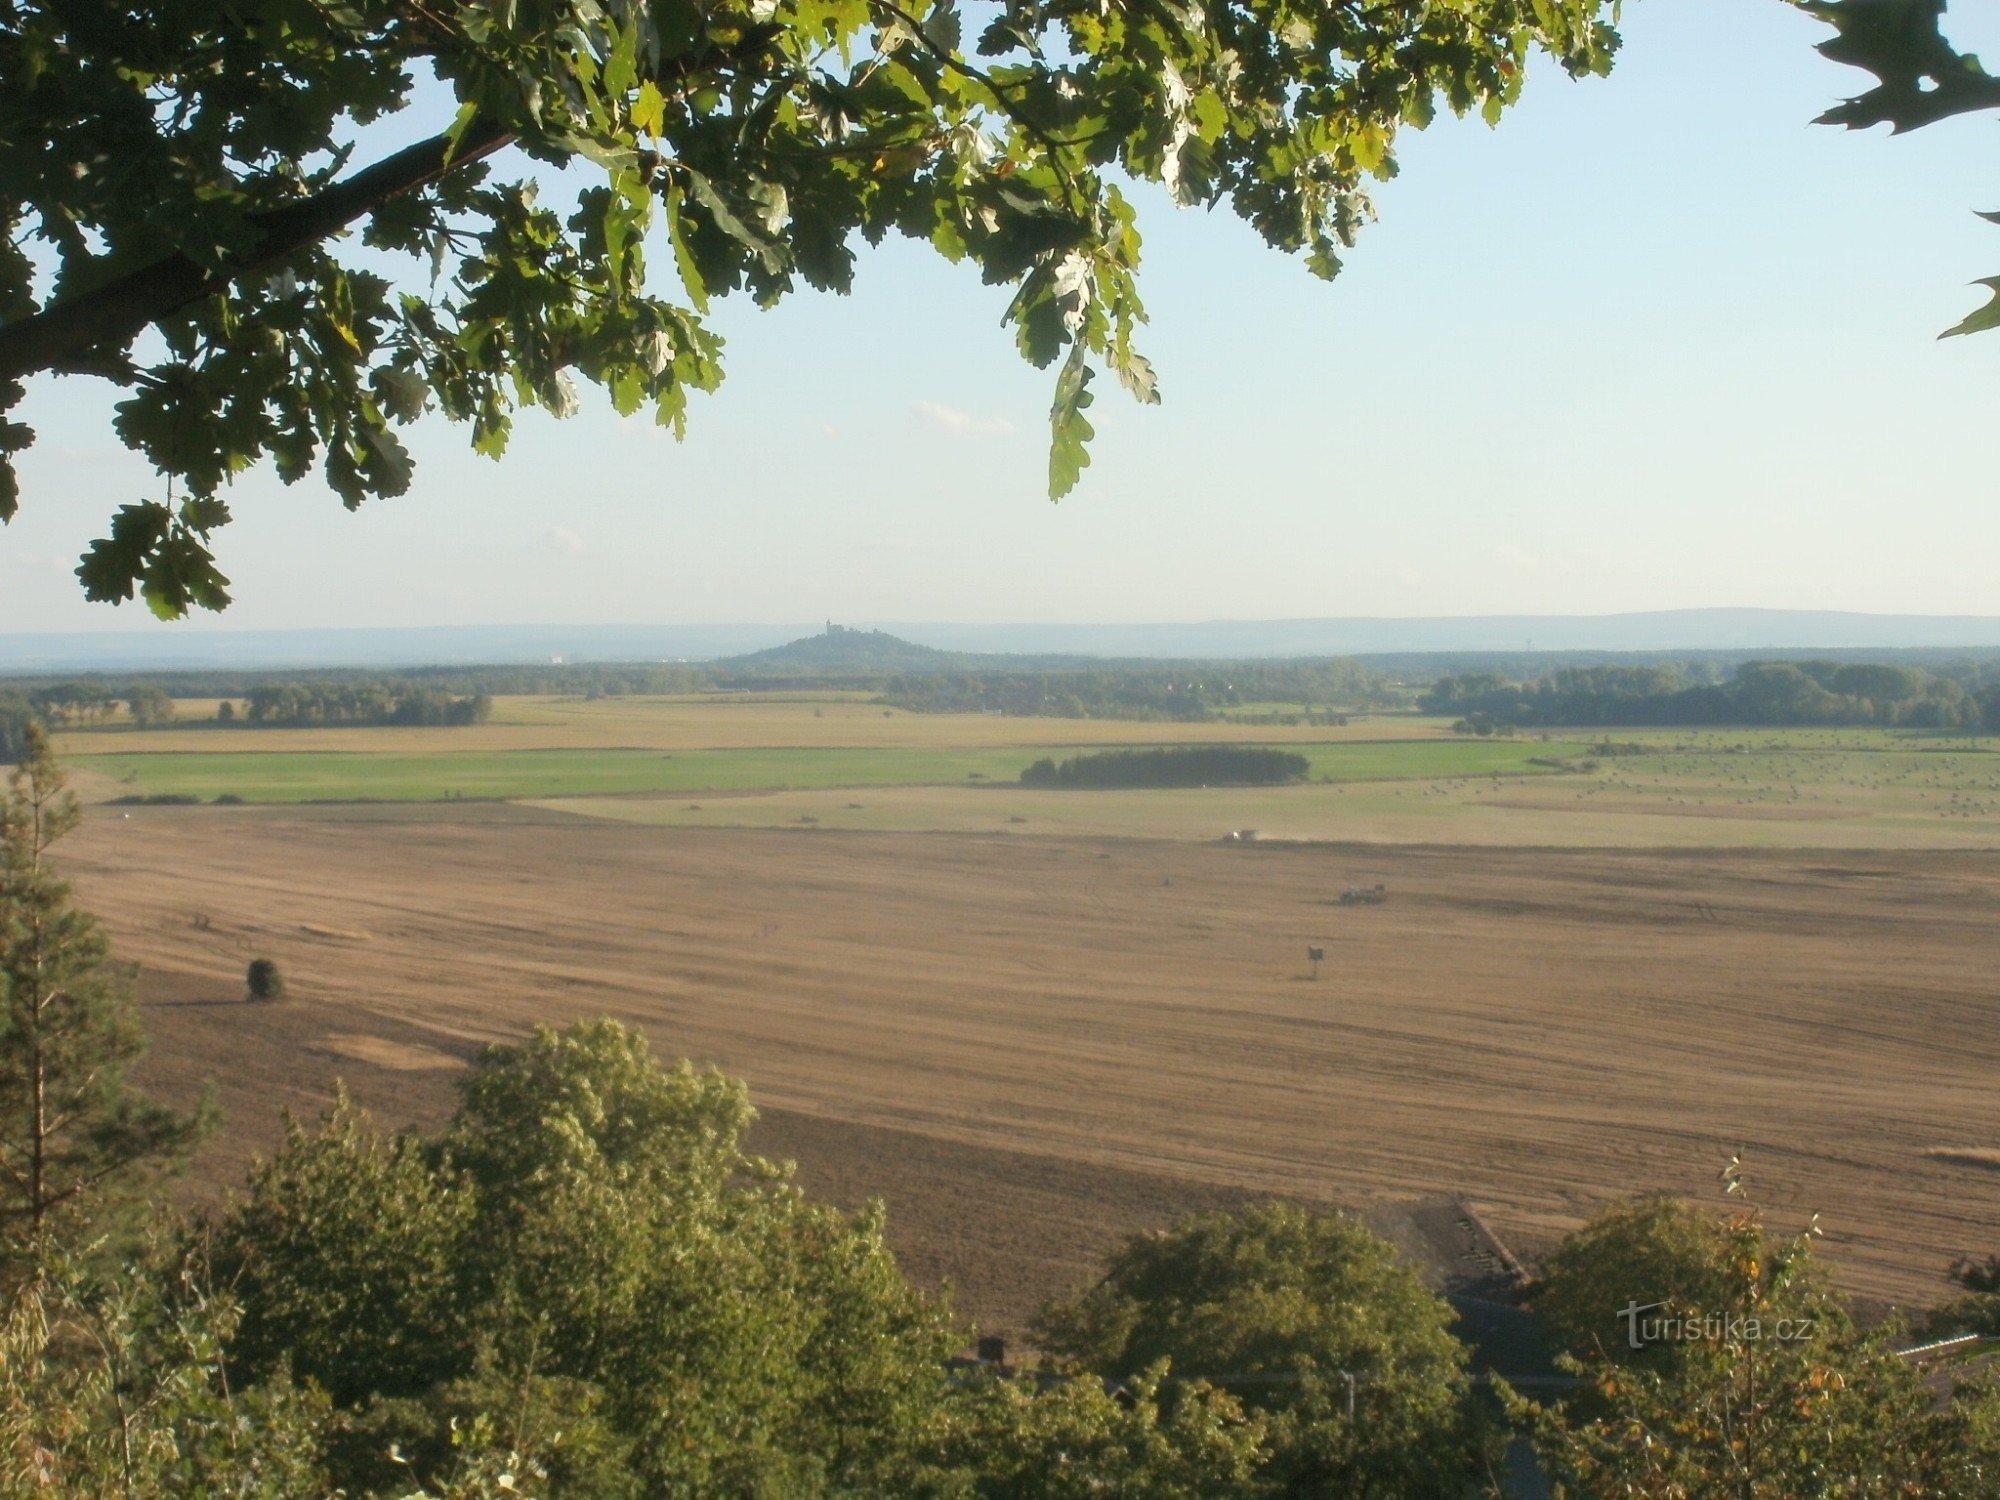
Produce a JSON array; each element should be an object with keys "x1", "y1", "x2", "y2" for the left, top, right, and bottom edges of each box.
[{"x1": 72, "y1": 803, "x2": 2000, "y2": 1326}]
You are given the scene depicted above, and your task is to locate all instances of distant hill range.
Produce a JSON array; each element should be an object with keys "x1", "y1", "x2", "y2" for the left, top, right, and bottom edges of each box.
[
  {"x1": 881, "y1": 610, "x2": 2000, "y2": 658},
  {"x1": 4, "y1": 609, "x2": 2000, "y2": 674}
]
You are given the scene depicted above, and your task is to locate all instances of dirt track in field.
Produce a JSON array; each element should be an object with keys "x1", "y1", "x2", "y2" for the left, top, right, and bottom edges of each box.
[{"x1": 72, "y1": 805, "x2": 2000, "y2": 1324}]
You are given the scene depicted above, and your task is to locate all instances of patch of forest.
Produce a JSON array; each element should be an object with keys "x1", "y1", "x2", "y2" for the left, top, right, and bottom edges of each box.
[{"x1": 1020, "y1": 745, "x2": 1312, "y2": 789}]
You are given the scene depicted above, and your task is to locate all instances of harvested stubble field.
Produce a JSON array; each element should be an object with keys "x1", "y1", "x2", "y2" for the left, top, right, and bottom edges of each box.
[{"x1": 68, "y1": 801, "x2": 2000, "y2": 1327}]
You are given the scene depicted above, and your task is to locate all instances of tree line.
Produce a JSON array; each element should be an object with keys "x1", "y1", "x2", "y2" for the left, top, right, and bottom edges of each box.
[
  {"x1": 1421, "y1": 661, "x2": 1998, "y2": 731},
  {"x1": 240, "y1": 683, "x2": 494, "y2": 729},
  {"x1": 2, "y1": 663, "x2": 712, "y2": 702},
  {"x1": 884, "y1": 661, "x2": 1386, "y2": 722},
  {"x1": 0, "y1": 680, "x2": 489, "y2": 737},
  {"x1": 0, "y1": 658, "x2": 1385, "y2": 737},
  {"x1": 0, "y1": 733, "x2": 1997, "y2": 1495}
]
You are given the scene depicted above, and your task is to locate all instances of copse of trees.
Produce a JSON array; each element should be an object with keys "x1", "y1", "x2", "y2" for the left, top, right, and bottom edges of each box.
[
  {"x1": 124, "y1": 683, "x2": 177, "y2": 727},
  {"x1": 243, "y1": 683, "x2": 493, "y2": 728},
  {"x1": 0, "y1": 683, "x2": 173, "y2": 743},
  {"x1": 891, "y1": 672, "x2": 1216, "y2": 722},
  {"x1": 23, "y1": 682, "x2": 120, "y2": 727},
  {"x1": 1422, "y1": 660, "x2": 1985, "y2": 730},
  {"x1": 1022, "y1": 746, "x2": 1311, "y2": 789}
]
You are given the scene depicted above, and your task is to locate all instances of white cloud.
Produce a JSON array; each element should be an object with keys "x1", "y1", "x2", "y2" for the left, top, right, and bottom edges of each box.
[
  {"x1": 543, "y1": 526, "x2": 586, "y2": 555},
  {"x1": 912, "y1": 400, "x2": 1016, "y2": 437}
]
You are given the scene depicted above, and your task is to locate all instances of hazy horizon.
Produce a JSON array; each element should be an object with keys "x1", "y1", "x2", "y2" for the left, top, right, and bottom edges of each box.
[{"x1": 7, "y1": 606, "x2": 2000, "y2": 674}]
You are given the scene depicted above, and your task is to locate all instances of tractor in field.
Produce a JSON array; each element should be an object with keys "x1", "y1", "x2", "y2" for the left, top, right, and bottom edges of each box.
[{"x1": 1339, "y1": 884, "x2": 1388, "y2": 906}]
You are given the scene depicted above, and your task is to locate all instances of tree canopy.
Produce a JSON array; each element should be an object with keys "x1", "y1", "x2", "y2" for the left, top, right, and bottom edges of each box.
[
  {"x1": 4, "y1": 2, "x2": 1994, "y2": 617},
  {"x1": 1517, "y1": 1190, "x2": 2000, "y2": 1499},
  {"x1": 1034, "y1": 1202, "x2": 1493, "y2": 1498},
  {"x1": 6, "y1": 0, "x2": 1627, "y2": 616}
]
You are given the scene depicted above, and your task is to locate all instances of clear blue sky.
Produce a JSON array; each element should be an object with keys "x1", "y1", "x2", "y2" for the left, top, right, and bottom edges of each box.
[{"x1": 3, "y1": 0, "x2": 1997, "y2": 635}]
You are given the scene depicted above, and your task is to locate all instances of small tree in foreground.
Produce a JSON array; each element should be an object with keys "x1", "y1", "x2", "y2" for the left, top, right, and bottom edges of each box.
[
  {"x1": 212, "y1": 1019, "x2": 963, "y2": 1495},
  {"x1": 245, "y1": 958, "x2": 285, "y2": 1003},
  {"x1": 1515, "y1": 1187, "x2": 2000, "y2": 1498},
  {"x1": 1533, "y1": 1195, "x2": 1846, "y2": 1376},
  {"x1": 0, "y1": 727, "x2": 208, "y2": 1280},
  {"x1": 1035, "y1": 1200, "x2": 1495, "y2": 1498}
]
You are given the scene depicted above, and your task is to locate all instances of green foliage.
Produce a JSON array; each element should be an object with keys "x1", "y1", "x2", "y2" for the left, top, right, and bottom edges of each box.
[
  {"x1": 1803, "y1": 0, "x2": 2000, "y2": 337},
  {"x1": 0, "y1": 1249, "x2": 330, "y2": 1499},
  {"x1": 125, "y1": 684, "x2": 178, "y2": 729},
  {"x1": 1918, "y1": 1254, "x2": 2000, "y2": 1343},
  {"x1": 1515, "y1": 1189, "x2": 2000, "y2": 1498},
  {"x1": 26, "y1": 682, "x2": 119, "y2": 727},
  {"x1": 1534, "y1": 1197, "x2": 1847, "y2": 1376},
  {"x1": 1035, "y1": 1202, "x2": 1491, "y2": 1499},
  {"x1": 245, "y1": 958, "x2": 284, "y2": 1001},
  {"x1": 215, "y1": 1019, "x2": 959, "y2": 1496},
  {"x1": 0, "y1": 0, "x2": 1618, "y2": 612},
  {"x1": 883, "y1": 659, "x2": 1383, "y2": 720},
  {"x1": 215, "y1": 1091, "x2": 478, "y2": 1406},
  {"x1": 244, "y1": 682, "x2": 493, "y2": 728},
  {"x1": 12, "y1": 988, "x2": 2000, "y2": 1494},
  {"x1": 1421, "y1": 658, "x2": 1982, "y2": 729},
  {"x1": 0, "y1": 728, "x2": 208, "y2": 1278},
  {"x1": 1021, "y1": 745, "x2": 1310, "y2": 789},
  {"x1": 914, "y1": 1368, "x2": 1267, "y2": 1499}
]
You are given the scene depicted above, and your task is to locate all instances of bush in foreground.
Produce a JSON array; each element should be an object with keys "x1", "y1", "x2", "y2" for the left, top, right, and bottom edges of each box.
[
  {"x1": 1516, "y1": 1193, "x2": 2000, "y2": 1499},
  {"x1": 1036, "y1": 1202, "x2": 1496, "y2": 1499},
  {"x1": 213, "y1": 1020, "x2": 957, "y2": 1495}
]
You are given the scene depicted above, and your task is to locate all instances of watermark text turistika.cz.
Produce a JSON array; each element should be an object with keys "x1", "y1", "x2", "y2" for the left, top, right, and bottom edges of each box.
[{"x1": 1617, "y1": 1302, "x2": 1818, "y2": 1350}]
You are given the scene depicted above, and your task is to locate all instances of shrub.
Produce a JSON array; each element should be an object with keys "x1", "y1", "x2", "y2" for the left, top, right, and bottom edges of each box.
[
  {"x1": 1517, "y1": 1197, "x2": 2000, "y2": 1497},
  {"x1": 1036, "y1": 1201, "x2": 1494, "y2": 1496},
  {"x1": 213, "y1": 1021, "x2": 958, "y2": 1495},
  {"x1": 246, "y1": 958, "x2": 285, "y2": 1002}
]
